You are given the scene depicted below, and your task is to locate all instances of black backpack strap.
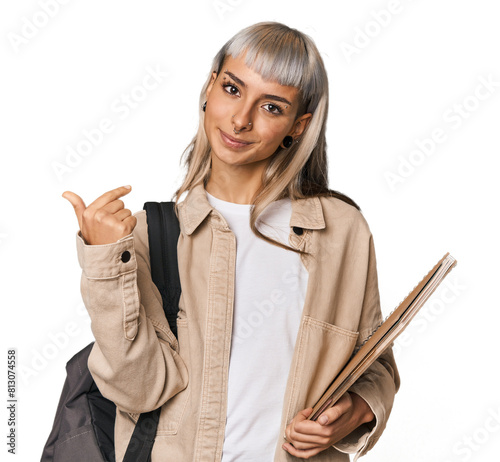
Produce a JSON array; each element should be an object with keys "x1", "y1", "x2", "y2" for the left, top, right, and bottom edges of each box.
[
  {"x1": 122, "y1": 410, "x2": 160, "y2": 462},
  {"x1": 143, "y1": 201, "x2": 182, "y2": 338},
  {"x1": 122, "y1": 201, "x2": 181, "y2": 462}
]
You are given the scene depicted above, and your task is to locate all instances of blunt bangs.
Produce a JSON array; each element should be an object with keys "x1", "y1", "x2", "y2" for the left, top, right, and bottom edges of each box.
[{"x1": 216, "y1": 23, "x2": 326, "y2": 113}]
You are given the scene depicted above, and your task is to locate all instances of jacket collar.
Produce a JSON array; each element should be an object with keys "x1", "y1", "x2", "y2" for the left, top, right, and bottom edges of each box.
[{"x1": 179, "y1": 183, "x2": 326, "y2": 236}]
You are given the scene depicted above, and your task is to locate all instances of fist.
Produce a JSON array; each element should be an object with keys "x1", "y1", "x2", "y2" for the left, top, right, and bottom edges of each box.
[
  {"x1": 62, "y1": 185, "x2": 137, "y2": 245},
  {"x1": 283, "y1": 392, "x2": 375, "y2": 459}
]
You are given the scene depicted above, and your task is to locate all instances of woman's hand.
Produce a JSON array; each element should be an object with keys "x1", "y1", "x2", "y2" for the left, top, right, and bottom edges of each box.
[
  {"x1": 62, "y1": 185, "x2": 137, "y2": 245},
  {"x1": 283, "y1": 392, "x2": 375, "y2": 459}
]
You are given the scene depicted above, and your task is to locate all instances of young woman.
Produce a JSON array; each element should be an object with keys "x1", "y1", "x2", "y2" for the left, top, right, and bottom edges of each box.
[{"x1": 63, "y1": 22, "x2": 400, "y2": 461}]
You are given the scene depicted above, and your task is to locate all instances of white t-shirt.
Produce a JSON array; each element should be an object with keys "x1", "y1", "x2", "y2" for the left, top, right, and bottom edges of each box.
[{"x1": 206, "y1": 191, "x2": 309, "y2": 461}]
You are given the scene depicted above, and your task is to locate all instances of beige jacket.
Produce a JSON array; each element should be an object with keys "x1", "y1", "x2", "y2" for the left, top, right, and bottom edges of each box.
[{"x1": 76, "y1": 183, "x2": 400, "y2": 462}]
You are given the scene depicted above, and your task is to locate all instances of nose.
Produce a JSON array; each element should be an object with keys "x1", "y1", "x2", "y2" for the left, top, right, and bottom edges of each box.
[{"x1": 232, "y1": 111, "x2": 253, "y2": 134}]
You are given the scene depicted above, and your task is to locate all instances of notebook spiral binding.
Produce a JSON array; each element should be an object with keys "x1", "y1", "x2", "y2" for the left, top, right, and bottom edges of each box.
[{"x1": 351, "y1": 315, "x2": 388, "y2": 357}]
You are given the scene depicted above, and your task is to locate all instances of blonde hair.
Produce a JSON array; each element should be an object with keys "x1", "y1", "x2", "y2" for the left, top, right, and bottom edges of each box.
[{"x1": 172, "y1": 22, "x2": 360, "y2": 255}]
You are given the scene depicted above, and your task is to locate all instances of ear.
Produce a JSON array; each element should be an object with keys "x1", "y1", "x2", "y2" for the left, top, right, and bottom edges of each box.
[
  {"x1": 205, "y1": 71, "x2": 218, "y2": 100},
  {"x1": 288, "y1": 112, "x2": 313, "y2": 137}
]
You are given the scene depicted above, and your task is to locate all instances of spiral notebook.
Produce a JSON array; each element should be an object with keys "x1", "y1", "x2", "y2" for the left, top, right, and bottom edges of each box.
[{"x1": 309, "y1": 252, "x2": 458, "y2": 421}]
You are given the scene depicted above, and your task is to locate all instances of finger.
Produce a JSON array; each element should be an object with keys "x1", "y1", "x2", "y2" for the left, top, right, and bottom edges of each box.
[
  {"x1": 292, "y1": 408, "x2": 324, "y2": 435},
  {"x1": 292, "y1": 419, "x2": 326, "y2": 438},
  {"x1": 283, "y1": 442, "x2": 322, "y2": 459},
  {"x1": 288, "y1": 428, "x2": 330, "y2": 447},
  {"x1": 317, "y1": 394, "x2": 351, "y2": 426},
  {"x1": 291, "y1": 407, "x2": 314, "y2": 428},
  {"x1": 291, "y1": 413, "x2": 332, "y2": 441},
  {"x1": 285, "y1": 407, "x2": 313, "y2": 440},
  {"x1": 299, "y1": 407, "x2": 314, "y2": 419},
  {"x1": 88, "y1": 185, "x2": 132, "y2": 211},
  {"x1": 101, "y1": 199, "x2": 125, "y2": 214},
  {"x1": 286, "y1": 439, "x2": 322, "y2": 451},
  {"x1": 288, "y1": 426, "x2": 316, "y2": 444},
  {"x1": 61, "y1": 191, "x2": 86, "y2": 230},
  {"x1": 122, "y1": 215, "x2": 137, "y2": 234},
  {"x1": 113, "y1": 208, "x2": 132, "y2": 222}
]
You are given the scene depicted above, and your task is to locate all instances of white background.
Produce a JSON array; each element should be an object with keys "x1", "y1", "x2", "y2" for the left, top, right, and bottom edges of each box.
[{"x1": 1, "y1": 0, "x2": 499, "y2": 461}]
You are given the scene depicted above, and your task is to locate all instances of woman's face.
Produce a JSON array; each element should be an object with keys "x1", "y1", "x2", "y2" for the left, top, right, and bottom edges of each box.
[{"x1": 204, "y1": 53, "x2": 312, "y2": 167}]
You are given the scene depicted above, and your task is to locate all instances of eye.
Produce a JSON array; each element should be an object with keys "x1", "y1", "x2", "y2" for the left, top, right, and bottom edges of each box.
[
  {"x1": 263, "y1": 103, "x2": 283, "y2": 115},
  {"x1": 222, "y1": 83, "x2": 240, "y2": 97}
]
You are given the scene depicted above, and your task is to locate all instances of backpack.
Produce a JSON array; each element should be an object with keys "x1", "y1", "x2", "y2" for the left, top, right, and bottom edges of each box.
[{"x1": 41, "y1": 202, "x2": 181, "y2": 462}]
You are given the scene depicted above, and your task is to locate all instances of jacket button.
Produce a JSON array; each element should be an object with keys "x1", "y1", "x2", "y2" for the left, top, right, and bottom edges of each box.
[
  {"x1": 292, "y1": 226, "x2": 303, "y2": 235},
  {"x1": 121, "y1": 250, "x2": 131, "y2": 263}
]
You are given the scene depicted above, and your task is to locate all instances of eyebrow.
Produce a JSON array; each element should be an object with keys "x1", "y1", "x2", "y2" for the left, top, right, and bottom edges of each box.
[{"x1": 223, "y1": 70, "x2": 293, "y2": 107}]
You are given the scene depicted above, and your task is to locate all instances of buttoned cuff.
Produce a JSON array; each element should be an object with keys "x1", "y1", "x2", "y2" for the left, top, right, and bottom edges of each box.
[
  {"x1": 76, "y1": 230, "x2": 137, "y2": 279},
  {"x1": 332, "y1": 379, "x2": 395, "y2": 461}
]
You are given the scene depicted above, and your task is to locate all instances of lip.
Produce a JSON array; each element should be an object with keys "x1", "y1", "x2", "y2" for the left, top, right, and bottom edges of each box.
[{"x1": 219, "y1": 129, "x2": 254, "y2": 149}]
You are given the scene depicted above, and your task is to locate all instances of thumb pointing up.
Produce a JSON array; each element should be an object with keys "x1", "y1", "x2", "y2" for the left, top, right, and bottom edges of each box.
[
  {"x1": 62, "y1": 190, "x2": 86, "y2": 232},
  {"x1": 61, "y1": 185, "x2": 136, "y2": 245}
]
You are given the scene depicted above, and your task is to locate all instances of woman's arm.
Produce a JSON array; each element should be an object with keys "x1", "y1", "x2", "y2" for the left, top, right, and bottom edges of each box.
[
  {"x1": 284, "y1": 233, "x2": 400, "y2": 460},
  {"x1": 76, "y1": 210, "x2": 189, "y2": 414},
  {"x1": 329, "y1": 233, "x2": 400, "y2": 458}
]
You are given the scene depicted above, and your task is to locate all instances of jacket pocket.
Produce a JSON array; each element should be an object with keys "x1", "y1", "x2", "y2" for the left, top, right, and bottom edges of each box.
[
  {"x1": 127, "y1": 319, "x2": 190, "y2": 435},
  {"x1": 285, "y1": 315, "x2": 359, "y2": 423}
]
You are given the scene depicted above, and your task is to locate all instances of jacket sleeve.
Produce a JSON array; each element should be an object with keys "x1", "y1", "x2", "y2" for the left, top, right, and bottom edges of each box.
[
  {"x1": 76, "y1": 210, "x2": 189, "y2": 414},
  {"x1": 332, "y1": 232, "x2": 401, "y2": 460}
]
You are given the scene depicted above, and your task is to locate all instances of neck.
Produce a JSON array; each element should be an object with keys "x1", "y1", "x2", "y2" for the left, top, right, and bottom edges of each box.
[{"x1": 205, "y1": 155, "x2": 269, "y2": 204}]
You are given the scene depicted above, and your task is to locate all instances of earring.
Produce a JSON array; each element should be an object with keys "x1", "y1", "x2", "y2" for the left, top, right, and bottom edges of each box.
[
  {"x1": 202, "y1": 101, "x2": 207, "y2": 112},
  {"x1": 282, "y1": 135, "x2": 294, "y2": 148}
]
